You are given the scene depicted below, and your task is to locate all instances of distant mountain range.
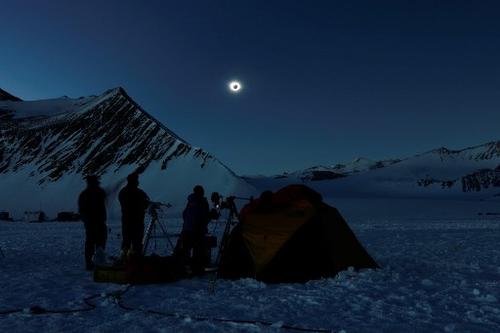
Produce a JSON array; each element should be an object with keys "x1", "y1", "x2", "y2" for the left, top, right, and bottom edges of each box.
[
  {"x1": 0, "y1": 87, "x2": 254, "y2": 218},
  {"x1": 246, "y1": 142, "x2": 500, "y2": 199},
  {"x1": 274, "y1": 158, "x2": 402, "y2": 181}
]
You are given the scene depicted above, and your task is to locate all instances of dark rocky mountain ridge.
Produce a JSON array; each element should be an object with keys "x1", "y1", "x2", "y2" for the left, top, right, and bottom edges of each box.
[{"x1": 0, "y1": 87, "x2": 253, "y2": 217}]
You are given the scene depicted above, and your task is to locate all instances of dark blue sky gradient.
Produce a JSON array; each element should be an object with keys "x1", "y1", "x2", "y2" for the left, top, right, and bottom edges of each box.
[{"x1": 1, "y1": 0, "x2": 500, "y2": 175}]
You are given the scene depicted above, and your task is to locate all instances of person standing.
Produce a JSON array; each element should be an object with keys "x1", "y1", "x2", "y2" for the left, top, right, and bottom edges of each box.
[
  {"x1": 119, "y1": 173, "x2": 150, "y2": 257},
  {"x1": 175, "y1": 185, "x2": 211, "y2": 274},
  {"x1": 78, "y1": 175, "x2": 107, "y2": 271}
]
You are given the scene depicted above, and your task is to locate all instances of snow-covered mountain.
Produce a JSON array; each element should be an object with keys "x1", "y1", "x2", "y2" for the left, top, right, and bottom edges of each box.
[
  {"x1": 276, "y1": 158, "x2": 401, "y2": 181},
  {"x1": 246, "y1": 142, "x2": 500, "y2": 198},
  {"x1": 0, "y1": 87, "x2": 255, "y2": 218},
  {"x1": 0, "y1": 88, "x2": 21, "y2": 102}
]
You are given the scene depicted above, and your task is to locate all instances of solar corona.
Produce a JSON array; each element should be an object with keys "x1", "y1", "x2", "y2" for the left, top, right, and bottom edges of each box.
[{"x1": 228, "y1": 80, "x2": 242, "y2": 93}]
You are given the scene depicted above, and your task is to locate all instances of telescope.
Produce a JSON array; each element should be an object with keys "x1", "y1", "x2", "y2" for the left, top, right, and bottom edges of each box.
[
  {"x1": 148, "y1": 201, "x2": 172, "y2": 210},
  {"x1": 210, "y1": 192, "x2": 252, "y2": 211}
]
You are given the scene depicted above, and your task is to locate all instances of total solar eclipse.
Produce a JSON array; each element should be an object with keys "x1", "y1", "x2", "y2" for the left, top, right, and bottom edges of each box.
[{"x1": 228, "y1": 80, "x2": 242, "y2": 93}]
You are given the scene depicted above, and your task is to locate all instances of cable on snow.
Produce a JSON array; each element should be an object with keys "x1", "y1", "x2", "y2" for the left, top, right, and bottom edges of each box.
[{"x1": 0, "y1": 284, "x2": 336, "y2": 333}]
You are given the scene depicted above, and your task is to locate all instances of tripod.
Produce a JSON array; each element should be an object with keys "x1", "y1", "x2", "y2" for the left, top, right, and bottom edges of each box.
[
  {"x1": 208, "y1": 197, "x2": 242, "y2": 293},
  {"x1": 142, "y1": 202, "x2": 175, "y2": 256},
  {"x1": 213, "y1": 197, "x2": 239, "y2": 267}
]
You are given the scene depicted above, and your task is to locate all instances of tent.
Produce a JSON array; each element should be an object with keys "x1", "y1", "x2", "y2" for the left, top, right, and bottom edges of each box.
[{"x1": 218, "y1": 185, "x2": 379, "y2": 283}]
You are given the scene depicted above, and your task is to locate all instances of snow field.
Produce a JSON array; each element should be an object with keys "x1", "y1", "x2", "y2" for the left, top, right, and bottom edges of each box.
[{"x1": 0, "y1": 198, "x2": 499, "y2": 332}]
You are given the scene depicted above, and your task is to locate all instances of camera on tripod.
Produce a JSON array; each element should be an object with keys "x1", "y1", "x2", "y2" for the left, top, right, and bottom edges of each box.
[
  {"x1": 143, "y1": 201, "x2": 173, "y2": 256},
  {"x1": 148, "y1": 201, "x2": 172, "y2": 210},
  {"x1": 210, "y1": 192, "x2": 239, "y2": 218},
  {"x1": 147, "y1": 201, "x2": 171, "y2": 217}
]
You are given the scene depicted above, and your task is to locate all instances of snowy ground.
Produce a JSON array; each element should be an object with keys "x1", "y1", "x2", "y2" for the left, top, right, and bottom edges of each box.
[{"x1": 1, "y1": 198, "x2": 500, "y2": 332}]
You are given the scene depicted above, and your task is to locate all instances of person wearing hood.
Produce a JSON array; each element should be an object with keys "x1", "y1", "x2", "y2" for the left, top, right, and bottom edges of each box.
[
  {"x1": 175, "y1": 185, "x2": 211, "y2": 274},
  {"x1": 78, "y1": 175, "x2": 107, "y2": 270}
]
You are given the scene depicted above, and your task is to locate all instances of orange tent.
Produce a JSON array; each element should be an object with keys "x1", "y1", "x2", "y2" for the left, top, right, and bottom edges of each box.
[{"x1": 219, "y1": 185, "x2": 379, "y2": 283}]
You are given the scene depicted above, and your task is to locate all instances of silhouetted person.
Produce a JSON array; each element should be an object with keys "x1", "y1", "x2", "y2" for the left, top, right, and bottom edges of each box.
[
  {"x1": 119, "y1": 173, "x2": 150, "y2": 257},
  {"x1": 78, "y1": 175, "x2": 107, "y2": 270},
  {"x1": 175, "y1": 185, "x2": 211, "y2": 274}
]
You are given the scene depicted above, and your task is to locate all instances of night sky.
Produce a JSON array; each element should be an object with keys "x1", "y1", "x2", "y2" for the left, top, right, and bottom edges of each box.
[{"x1": 1, "y1": 0, "x2": 500, "y2": 175}]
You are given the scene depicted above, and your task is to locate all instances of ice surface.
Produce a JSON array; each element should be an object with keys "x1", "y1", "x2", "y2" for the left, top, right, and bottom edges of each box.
[{"x1": 1, "y1": 198, "x2": 499, "y2": 332}]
